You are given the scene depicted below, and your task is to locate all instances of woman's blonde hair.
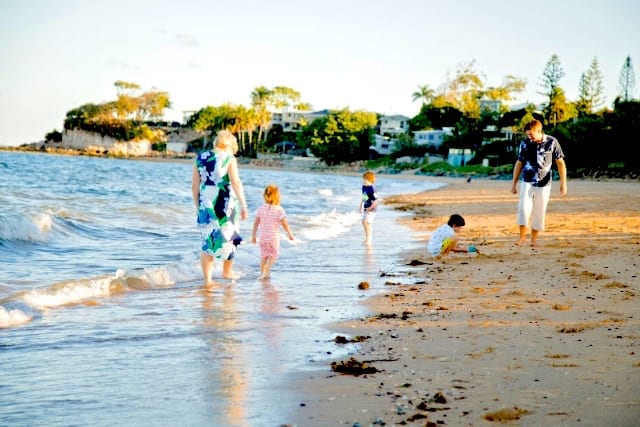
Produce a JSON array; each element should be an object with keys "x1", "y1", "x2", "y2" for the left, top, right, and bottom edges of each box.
[
  {"x1": 263, "y1": 184, "x2": 281, "y2": 205},
  {"x1": 214, "y1": 130, "x2": 239, "y2": 154}
]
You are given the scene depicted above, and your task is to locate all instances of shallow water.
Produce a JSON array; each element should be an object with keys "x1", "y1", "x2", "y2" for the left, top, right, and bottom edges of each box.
[{"x1": 0, "y1": 151, "x2": 442, "y2": 426}]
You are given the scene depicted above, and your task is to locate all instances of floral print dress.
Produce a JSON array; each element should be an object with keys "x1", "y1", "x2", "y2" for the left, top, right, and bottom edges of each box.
[{"x1": 195, "y1": 150, "x2": 242, "y2": 260}]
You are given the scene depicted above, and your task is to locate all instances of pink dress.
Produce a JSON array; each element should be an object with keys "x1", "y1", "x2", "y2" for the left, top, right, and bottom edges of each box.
[{"x1": 255, "y1": 204, "x2": 287, "y2": 259}]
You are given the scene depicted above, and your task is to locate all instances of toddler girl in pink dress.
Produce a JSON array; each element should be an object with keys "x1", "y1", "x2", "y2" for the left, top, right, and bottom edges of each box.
[{"x1": 251, "y1": 184, "x2": 295, "y2": 279}]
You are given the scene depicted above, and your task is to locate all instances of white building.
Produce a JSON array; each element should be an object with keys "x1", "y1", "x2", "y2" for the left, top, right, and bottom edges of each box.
[
  {"x1": 413, "y1": 127, "x2": 454, "y2": 148},
  {"x1": 269, "y1": 107, "x2": 307, "y2": 132},
  {"x1": 379, "y1": 114, "x2": 410, "y2": 137},
  {"x1": 270, "y1": 108, "x2": 331, "y2": 132},
  {"x1": 369, "y1": 114, "x2": 411, "y2": 155}
]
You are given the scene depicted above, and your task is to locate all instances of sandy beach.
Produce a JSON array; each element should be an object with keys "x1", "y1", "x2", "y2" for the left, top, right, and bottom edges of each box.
[{"x1": 284, "y1": 176, "x2": 639, "y2": 426}]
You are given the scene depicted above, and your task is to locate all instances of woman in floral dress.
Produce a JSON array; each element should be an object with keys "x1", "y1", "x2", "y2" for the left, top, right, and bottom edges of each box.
[{"x1": 191, "y1": 130, "x2": 248, "y2": 284}]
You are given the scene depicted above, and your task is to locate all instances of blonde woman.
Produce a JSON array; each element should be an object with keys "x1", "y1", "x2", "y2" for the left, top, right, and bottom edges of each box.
[
  {"x1": 251, "y1": 184, "x2": 295, "y2": 279},
  {"x1": 191, "y1": 130, "x2": 248, "y2": 284}
]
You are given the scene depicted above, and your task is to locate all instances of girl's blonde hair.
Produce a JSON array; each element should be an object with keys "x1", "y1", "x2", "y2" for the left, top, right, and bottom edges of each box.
[
  {"x1": 263, "y1": 184, "x2": 281, "y2": 205},
  {"x1": 214, "y1": 130, "x2": 239, "y2": 154}
]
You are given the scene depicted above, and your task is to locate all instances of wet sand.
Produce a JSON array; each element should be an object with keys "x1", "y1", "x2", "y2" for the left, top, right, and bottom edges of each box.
[{"x1": 285, "y1": 177, "x2": 640, "y2": 426}]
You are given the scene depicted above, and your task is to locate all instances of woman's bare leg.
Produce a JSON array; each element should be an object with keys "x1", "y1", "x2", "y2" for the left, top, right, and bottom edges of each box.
[
  {"x1": 200, "y1": 252, "x2": 215, "y2": 285},
  {"x1": 222, "y1": 259, "x2": 236, "y2": 280}
]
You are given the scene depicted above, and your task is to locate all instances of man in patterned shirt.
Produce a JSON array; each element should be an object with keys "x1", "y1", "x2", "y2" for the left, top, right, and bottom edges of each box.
[{"x1": 511, "y1": 119, "x2": 567, "y2": 247}]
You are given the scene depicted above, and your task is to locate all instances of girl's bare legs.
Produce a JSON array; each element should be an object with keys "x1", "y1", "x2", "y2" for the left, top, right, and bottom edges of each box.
[
  {"x1": 259, "y1": 258, "x2": 267, "y2": 279},
  {"x1": 200, "y1": 252, "x2": 215, "y2": 285},
  {"x1": 259, "y1": 256, "x2": 275, "y2": 279}
]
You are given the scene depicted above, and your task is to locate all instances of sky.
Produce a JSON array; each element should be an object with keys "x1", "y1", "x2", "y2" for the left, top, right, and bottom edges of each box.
[{"x1": 1, "y1": 0, "x2": 639, "y2": 146}]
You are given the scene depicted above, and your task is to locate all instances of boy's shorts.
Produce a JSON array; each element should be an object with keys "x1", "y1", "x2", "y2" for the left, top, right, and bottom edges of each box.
[
  {"x1": 429, "y1": 237, "x2": 456, "y2": 257},
  {"x1": 362, "y1": 211, "x2": 376, "y2": 224}
]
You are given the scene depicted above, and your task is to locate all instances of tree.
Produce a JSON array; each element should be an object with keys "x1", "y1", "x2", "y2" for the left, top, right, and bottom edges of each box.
[
  {"x1": 410, "y1": 104, "x2": 463, "y2": 131},
  {"x1": 250, "y1": 86, "x2": 272, "y2": 145},
  {"x1": 539, "y1": 55, "x2": 567, "y2": 126},
  {"x1": 429, "y1": 62, "x2": 525, "y2": 119},
  {"x1": 539, "y1": 54, "x2": 565, "y2": 104},
  {"x1": 483, "y1": 75, "x2": 527, "y2": 113},
  {"x1": 577, "y1": 57, "x2": 605, "y2": 115},
  {"x1": 618, "y1": 55, "x2": 637, "y2": 101},
  {"x1": 269, "y1": 86, "x2": 301, "y2": 109},
  {"x1": 545, "y1": 86, "x2": 577, "y2": 127},
  {"x1": 411, "y1": 84, "x2": 436, "y2": 106},
  {"x1": 299, "y1": 109, "x2": 377, "y2": 165},
  {"x1": 187, "y1": 104, "x2": 236, "y2": 133},
  {"x1": 138, "y1": 90, "x2": 171, "y2": 122},
  {"x1": 445, "y1": 61, "x2": 485, "y2": 118},
  {"x1": 113, "y1": 80, "x2": 142, "y2": 120}
]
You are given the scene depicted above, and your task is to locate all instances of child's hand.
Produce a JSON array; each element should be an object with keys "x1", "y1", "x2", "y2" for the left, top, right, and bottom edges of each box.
[
  {"x1": 288, "y1": 234, "x2": 295, "y2": 241},
  {"x1": 251, "y1": 236, "x2": 257, "y2": 244}
]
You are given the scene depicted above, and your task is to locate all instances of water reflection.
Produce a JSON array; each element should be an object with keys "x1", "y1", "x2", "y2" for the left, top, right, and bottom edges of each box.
[
  {"x1": 200, "y1": 280, "x2": 286, "y2": 426},
  {"x1": 202, "y1": 283, "x2": 248, "y2": 427},
  {"x1": 260, "y1": 281, "x2": 282, "y2": 353}
]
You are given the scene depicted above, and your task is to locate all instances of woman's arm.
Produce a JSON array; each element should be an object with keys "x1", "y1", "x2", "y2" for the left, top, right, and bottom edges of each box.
[
  {"x1": 191, "y1": 165, "x2": 200, "y2": 209},
  {"x1": 227, "y1": 157, "x2": 248, "y2": 220}
]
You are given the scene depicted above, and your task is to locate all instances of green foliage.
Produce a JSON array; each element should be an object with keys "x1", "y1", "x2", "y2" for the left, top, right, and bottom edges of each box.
[
  {"x1": 365, "y1": 157, "x2": 395, "y2": 169},
  {"x1": 299, "y1": 109, "x2": 377, "y2": 165},
  {"x1": 420, "y1": 161, "x2": 456, "y2": 174},
  {"x1": 187, "y1": 105, "x2": 237, "y2": 132},
  {"x1": 468, "y1": 140, "x2": 517, "y2": 165},
  {"x1": 618, "y1": 56, "x2": 637, "y2": 101},
  {"x1": 410, "y1": 104, "x2": 463, "y2": 131},
  {"x1": 577, "y1": 57, "x2": 605, "y2": 115},
  {"x1": 390, "y1": 133, "x2": 428, "y2": 158},
  {"x1": 45, "y1": 129, "x2": 62, "y2": 142},
  {"x1": 61, "y1": 82, "x2": 171, "y2": 142},
  {"x1": 539, "y1": 54, "x2": 565, "y2": 98},
  {"x1": 418, "y1": 161, "x2": 513, "y2": 177},
  {"x1": 152, "y1": 142, "x2": 167, "y2": 152},
  {"x1": 545, "y1": 86, "x2": 577, "y2": 126}
]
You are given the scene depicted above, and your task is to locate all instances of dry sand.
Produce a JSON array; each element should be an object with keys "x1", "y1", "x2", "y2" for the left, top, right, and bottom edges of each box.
[{"x1": 285, "y1": 177, "x2": 640, "y2": 427}]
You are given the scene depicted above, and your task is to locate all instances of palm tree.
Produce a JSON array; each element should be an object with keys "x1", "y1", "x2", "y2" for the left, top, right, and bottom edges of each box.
[
  {"x1": 250, "y1": 86, "x2": 272, "y2": 145},
  {"x1": 411, "y1": 84, "x2": 435, "y2": 105}
]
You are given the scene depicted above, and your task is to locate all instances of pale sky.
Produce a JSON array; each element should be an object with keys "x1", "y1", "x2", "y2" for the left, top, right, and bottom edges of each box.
[{"x1": 1, "y1": 0, "x2": 639, "y2": 146}]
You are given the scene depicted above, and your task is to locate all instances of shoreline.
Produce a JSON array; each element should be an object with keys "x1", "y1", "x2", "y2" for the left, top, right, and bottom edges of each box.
[
  {"x1": 4, "y1": 145, "x2": 639, "y2": 182},
  {"x1": 284, "y1": 178, "x2": 640, "y2": 426}
]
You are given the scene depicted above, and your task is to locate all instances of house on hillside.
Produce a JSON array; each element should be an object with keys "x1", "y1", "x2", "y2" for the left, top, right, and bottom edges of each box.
[
  {"x1": 369, "y1": 114, "x2": 411, "y2": 156},
  {"x1": 413, "y1": 127, "x2": 454, "y2": 149},
  {"x1": 379, "y1": 114, "x2": 410, "y2": 137}
]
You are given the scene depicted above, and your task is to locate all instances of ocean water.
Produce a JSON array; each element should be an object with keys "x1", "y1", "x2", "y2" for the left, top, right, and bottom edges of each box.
[{"x1": 0, "y1": 151, "x2": 443, "y2": 426}]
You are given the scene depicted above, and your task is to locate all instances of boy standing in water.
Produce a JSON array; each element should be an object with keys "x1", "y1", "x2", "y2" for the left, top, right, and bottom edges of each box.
[
  {"x1": 359, "y1": 170, "x2": 378, "y2": 245},
  {"x1": 251, "y1": 184, "x2": 295, "y2": 279}
]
